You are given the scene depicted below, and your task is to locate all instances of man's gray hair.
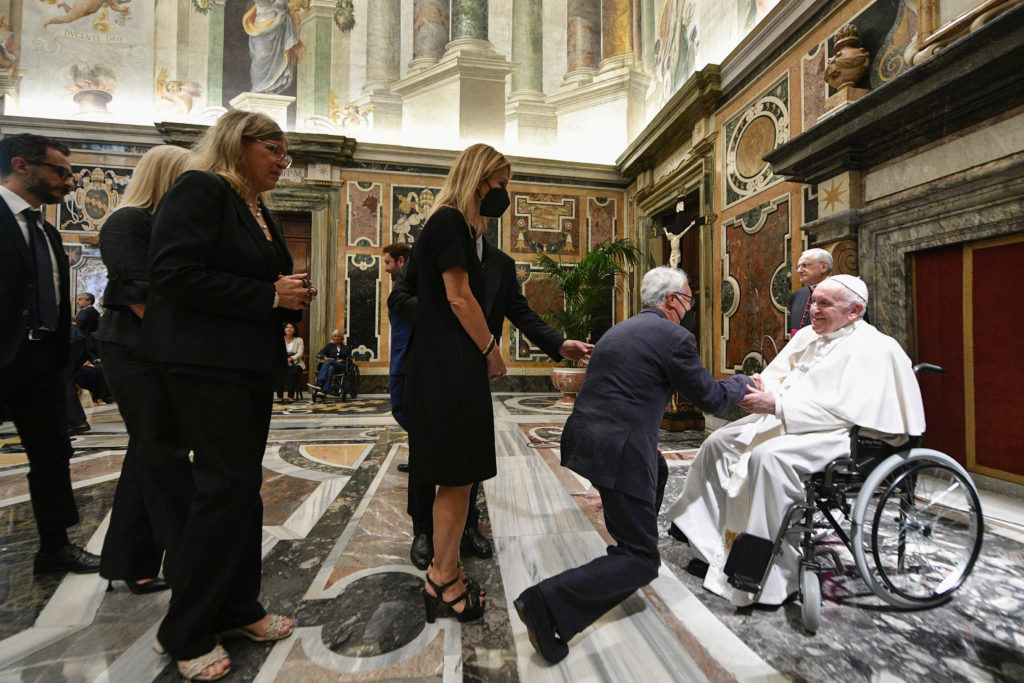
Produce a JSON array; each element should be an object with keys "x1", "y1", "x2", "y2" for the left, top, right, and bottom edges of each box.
[
  {"x1": 821, "y1": 275, "x2": 869, "y2": 320},
  {"x1": 641, "y1": 266, "x2": 688, "y2": 308},
  {"x1": 802, "y1": 248, "x2": 833, "y2": 272}
]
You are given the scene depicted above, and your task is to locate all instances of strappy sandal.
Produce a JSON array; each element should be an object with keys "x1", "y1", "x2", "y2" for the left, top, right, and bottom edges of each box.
[
  {"x1": 177, "y1": 644, "x2": 230, "y2": 682},
  {"x1": 423, "y1": 571, "x2": 485, "y2": 623},
  {"x1": 226, "y1": 614, "x2": 294, "y2": 643}
]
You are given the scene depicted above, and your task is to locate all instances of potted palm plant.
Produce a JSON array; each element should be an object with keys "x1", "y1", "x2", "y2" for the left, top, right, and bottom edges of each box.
[{"x1": 533, "y1": 238, "x2": 642, "y2": 404}]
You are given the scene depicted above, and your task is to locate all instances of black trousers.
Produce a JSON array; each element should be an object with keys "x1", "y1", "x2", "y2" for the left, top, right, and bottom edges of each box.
[
  {"x1": 0, "y1": 336, "x2": 78, "y2": 543},
  {"x1": 276, "y1": 362, "x2": 302, "y2": 399},
  {"x1": 536, "y1": 456, "x2": 668, "y2": 642},
  {"x1": 156, "y1": 368, "x2": 271, "y2": 660},
  {"x1": 99, "y1": 341, "x2": 192, "y2": 584}
]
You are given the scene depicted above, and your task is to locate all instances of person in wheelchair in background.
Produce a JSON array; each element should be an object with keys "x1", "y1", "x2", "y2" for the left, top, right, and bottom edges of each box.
[
  {"x1": 666, "y1": 275, "x2": 925, "y2": 607},
  {"x1": 311, "y1": 329, "x2": 350, "y2": 396}
]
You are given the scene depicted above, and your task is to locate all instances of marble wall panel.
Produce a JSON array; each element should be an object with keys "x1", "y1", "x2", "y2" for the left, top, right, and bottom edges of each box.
[
  {"x1": 723, "y1": 76, "x2": 789, "y2": 208},
  {"x1": 720, "y1": 196, "x2": 789, "y2": 374},
  {"x1": 511, "y1": 262, "x2": 558, "y2": 362},
  {"x1": 346, "y1": 181, "x2": 382, "y2": 247},
  {"x1": 509, "y1": 193, "x2": 581, "y2": 256},
  {"x1": 56, "y1": 165, "x2": 132, "y2": 233},
  {"x1": 587, "y1": 196, "x2": 617, "y2": 247},
  {"x1": 390, "y1": 184, "x2": 440, "y2": 245},
  {"x1": 345, "y1": 253, "x2": 380, "y2": 361},
  {"x1": 801, "y1": 44, "x2": 827, "y2": 130}
]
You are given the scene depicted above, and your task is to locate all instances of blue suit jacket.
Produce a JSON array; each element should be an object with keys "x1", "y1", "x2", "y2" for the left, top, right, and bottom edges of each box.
[{"x1": 561, "y1": 307, "x2": 751, "y2": 504}]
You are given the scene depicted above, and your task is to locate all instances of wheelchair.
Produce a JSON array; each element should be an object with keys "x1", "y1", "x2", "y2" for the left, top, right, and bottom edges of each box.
[
  {"x1": 732, "y1": 364, "x2": 983, "y2": 634},
  {"x1": 308, "y1": 358, "x2": 360, "y2": 402}
]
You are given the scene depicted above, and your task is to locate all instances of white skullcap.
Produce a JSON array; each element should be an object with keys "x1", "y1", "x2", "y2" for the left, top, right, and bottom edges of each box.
[{"x1": 825, "y1": 274, "x2": 868, "y2": 303}]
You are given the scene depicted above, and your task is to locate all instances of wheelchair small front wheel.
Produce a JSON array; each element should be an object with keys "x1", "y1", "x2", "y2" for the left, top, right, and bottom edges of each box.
[{"x1": 800, "y1": 567, "x2": 821, "y2": 634}]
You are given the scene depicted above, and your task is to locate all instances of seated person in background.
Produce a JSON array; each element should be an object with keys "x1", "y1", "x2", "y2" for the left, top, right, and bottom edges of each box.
[
  {"x1": 277, "y1": 322, "x2": 305, "y2": 402},
  {"x1": 666, "y1": 275, "x2": 925, "y2": 606},
  {"x1": 313, "y1": 329, "x2": 350, "y2": 394}
]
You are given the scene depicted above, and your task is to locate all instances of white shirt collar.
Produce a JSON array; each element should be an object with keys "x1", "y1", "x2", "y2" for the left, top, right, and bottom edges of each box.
[{"x1": 0, "y1": 184, "x2": 33, "y2": 216}]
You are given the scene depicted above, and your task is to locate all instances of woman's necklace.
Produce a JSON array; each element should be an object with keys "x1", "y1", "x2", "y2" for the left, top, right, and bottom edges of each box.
[{"x1": 247, "y1": 199, "x2": 272, "y2": 240}]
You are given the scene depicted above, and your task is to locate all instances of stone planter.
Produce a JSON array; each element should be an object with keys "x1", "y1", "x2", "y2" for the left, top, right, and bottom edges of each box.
[{"x1": 550, "y1": 366, "x2": 587, "y2": 407}]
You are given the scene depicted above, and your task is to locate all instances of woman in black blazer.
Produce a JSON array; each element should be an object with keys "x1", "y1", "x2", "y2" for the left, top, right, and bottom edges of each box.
[
  {"x1": 136, "y1": 111, "x2": 313, "y2": 682},
  {"x1": 97, "y1": 144, "x2": 192, "y2": 595}
]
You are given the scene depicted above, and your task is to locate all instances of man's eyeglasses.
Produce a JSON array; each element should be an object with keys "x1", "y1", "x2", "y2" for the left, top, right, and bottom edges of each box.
[
  {"x1": 254, "y1": 139, "x2": 293, "y2": 168},
  {"x1": 29, "y1": 161, "x2": 74, "y2": 181},
  {"x1": 673, "y1": 291, "x2": 693, "y2": 306}
]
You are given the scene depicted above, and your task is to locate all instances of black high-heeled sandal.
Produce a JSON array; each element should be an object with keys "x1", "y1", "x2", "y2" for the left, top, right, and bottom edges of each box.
[{"x1": 423, "y1": 571, "x2": 485, "y2": 623}]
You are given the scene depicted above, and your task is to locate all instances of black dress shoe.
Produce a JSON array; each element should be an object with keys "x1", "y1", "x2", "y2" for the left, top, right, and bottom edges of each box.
[
  {"x1": 396, "y1": 462, "x2": 410, "y2": 473},
  {"x1": 106, "y1": 578, "x2": 171, "y2": 594},
  {"x1": 66, "y1": 422, "x2": 91, "y2": 436},
  {"x1": 410, "y1": 533, "x2": 433, "y2": 570},
  {"x1": 668, "y1": 523, "x2": 689, "y2": 544},
  {"x1": 460, "y1": 525, "x2": 493, "y2": 558},
  {"x1": 34, "y1": 544, "x2": 101, "y2": 574},
  {"x1": 514, "y1": 585, "x2": 568, "y2": 663}
]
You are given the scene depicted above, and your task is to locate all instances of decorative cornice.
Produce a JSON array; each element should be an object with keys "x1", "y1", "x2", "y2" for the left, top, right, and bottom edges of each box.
[
  {"x1": 0, "y1": 115, "x2": 163, "y2": 149},
  {"x1": 155, "y1": 122, "x2": 357, "y2": 165},
  {"x1": 615, "y1": 64, "x2": 721, "y2": 179},
  {"x1": 763, "y1": 2, "x2": 1024, "y2": 185}
]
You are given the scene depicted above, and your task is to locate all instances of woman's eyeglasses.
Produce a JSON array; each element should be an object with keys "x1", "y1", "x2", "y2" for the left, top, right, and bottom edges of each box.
[{"x1": 254, "y1": 139, "x2": 293, "y2": 168}]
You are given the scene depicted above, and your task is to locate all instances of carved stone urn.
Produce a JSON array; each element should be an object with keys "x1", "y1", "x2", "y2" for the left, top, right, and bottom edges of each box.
[
  {"x1": 550, "y1": 367, "x2": 587, "y2": 407},
  {"x1": 825, "y1": 24, "x2": 870, "y2": 90}
]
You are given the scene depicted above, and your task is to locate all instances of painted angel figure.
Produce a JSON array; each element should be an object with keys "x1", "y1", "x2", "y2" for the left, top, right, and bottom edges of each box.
[{"x1": 43, "y1": 0, "x2": 129, "y2": 28}]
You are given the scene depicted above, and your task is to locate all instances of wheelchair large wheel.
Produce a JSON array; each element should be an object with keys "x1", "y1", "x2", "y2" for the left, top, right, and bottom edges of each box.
[
  {"x1": 342, "y1": 363, "x2": 359, "y2": 400},
  {"x1": 851, "y1": 449, "x2": 983, "y2": 609},
  {"x1": 800, "y1": 567, "x2": 821, "y2": 634}
]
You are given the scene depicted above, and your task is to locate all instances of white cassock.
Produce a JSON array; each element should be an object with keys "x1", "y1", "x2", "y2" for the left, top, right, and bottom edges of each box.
[{"x1": 666, "y1": 319, "x2": 926, "y2": 605}]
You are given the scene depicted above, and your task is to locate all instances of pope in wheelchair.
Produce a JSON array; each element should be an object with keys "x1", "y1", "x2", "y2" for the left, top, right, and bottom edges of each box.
[{"x1": 668, "y1": 275, "x2": 937, "y2": 608}]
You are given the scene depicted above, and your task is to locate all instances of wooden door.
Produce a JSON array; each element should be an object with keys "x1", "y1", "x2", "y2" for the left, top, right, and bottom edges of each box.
[
  {"x1": 278, "y1": 212, "x2": 312, "y2": 382},
  {"x1": 915, "y1": 234, "x2": 1024, "y2": 482}
]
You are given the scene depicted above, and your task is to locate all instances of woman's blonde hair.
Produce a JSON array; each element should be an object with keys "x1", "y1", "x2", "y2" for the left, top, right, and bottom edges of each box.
[
  {"x1": 119, "y1": 145, "x2": 192, "y2": 212},
  {"x1": 429, "y1": 143, "x2": 510, "y2": 233},
  {"x1": 190, "y1": 109, "x2": 285, "y2": 197}
]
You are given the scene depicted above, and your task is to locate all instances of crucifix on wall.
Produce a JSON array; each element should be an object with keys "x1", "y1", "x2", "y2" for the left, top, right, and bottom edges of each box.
[{"x1": 663, "y1": 197, "x2": 707, "y2": 269}]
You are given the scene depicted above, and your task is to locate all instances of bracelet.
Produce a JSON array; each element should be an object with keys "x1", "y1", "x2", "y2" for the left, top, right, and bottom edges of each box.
[
  {"x1": 482, "y1": 335, "x2": 496, "y2": 357},
  {"x1": 272, "y1": 292, "x2": 280, "y2": 308}
]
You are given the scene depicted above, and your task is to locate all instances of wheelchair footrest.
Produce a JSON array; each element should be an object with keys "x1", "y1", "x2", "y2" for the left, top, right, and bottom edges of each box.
[{"x1": 724, "y1": 533, "x2": 775, "y2": 593}]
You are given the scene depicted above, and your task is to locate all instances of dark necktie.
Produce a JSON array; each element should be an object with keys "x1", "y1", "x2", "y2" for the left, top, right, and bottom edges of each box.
[{"x1": 25, "y1": 209, "x2": 59, "y2": 332}]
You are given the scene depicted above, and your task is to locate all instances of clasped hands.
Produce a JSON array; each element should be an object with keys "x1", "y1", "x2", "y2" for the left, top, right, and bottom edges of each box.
[
  {"x1": 738, "y1": 372, "x2": 776, "y2": 414},
  {"x1": 275, "y1": 273, "x2": 317, "y2": 310}
]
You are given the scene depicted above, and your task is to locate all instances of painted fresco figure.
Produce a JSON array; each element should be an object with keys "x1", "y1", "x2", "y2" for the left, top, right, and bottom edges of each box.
[{"x1": 244, "y1": 0, "x2": 306, "y2": 94}]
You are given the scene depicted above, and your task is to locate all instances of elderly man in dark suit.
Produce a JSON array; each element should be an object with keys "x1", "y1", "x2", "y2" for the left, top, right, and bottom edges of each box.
[
  {"x1": 0, "y1": 133, "x2": 100, "y2": 573},
  {"x1": 389, "y1": 234, "x2": 592, "y2": 568},
  {"x1": 515, "y1": 266, "x2": 752, "y2": 663},
  {"x1": 788, "y1": 248, "x2": 832, "y2": 336}
]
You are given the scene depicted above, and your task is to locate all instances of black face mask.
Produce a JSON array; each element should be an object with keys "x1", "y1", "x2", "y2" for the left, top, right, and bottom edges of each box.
[
  {"x1": 679, "y1": 305, "x2": 696, "y2": 331},
  {"x1": 479, "y1": 187, "x2": 510, "y2": 217}
]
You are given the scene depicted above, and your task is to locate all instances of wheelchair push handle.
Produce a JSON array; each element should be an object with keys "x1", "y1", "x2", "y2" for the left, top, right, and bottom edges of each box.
[{"x1": 913, "y1": 363, "x2": 945, "y2": 376}]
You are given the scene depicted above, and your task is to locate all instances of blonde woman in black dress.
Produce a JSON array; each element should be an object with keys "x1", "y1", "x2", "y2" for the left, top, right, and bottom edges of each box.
[{"x1": 404, "y1": 143, "x2": 509, "y2": 622}]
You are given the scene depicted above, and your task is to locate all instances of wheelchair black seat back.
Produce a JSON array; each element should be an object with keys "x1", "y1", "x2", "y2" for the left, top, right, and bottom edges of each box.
[
  {"x1": 731, "y1": 362, "x2": 984, "y2": 634},
  {"x1": 309, "y1": 358, "x2": 360, "y2": 403}
]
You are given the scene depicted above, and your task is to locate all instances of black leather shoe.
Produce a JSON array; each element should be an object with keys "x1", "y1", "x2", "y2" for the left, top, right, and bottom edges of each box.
[
  {"x1": 514, "y1": 586, "x2": 568, "y2": 663},
  {"x1": 34, "y1": 544, "x2": 101, "y2": 574},
  {"x1": 460, "y1": 525, "x2": 493, "y2": 558},
  {"x1": 397, "y1": 462, "x2": 410, "y2": 473},
  {"x1": 106, "y1": 578, "x2": 171, "y2": 594},
  {"x1": 410, "y1": 533, "x2": 433, "y2": 570},
  {"x1": 66, "y1": 422, "x2": 91, "y2": 436},
  {"x1": 668, "y1": 523, "x2": 689, "y2": 544}
]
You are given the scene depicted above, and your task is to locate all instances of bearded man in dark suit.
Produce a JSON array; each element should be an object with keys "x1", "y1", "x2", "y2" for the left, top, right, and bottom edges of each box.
[
  {"x1": 0, "y1": 133, "x2": 100, "y2": 573},
  {"x1": 514, "y1": 266, "x2": 752, "y2": 663}
]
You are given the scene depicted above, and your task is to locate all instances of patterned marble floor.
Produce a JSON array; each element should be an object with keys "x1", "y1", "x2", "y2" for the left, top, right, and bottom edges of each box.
[{"x1": 1, "y1": 393, "x2": 1022, "y2": 682}]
